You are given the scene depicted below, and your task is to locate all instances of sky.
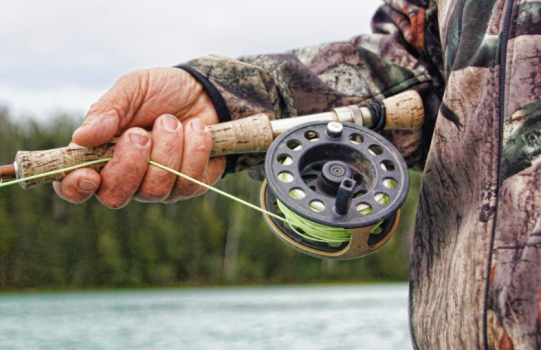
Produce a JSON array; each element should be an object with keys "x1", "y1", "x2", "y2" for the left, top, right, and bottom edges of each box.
[{"x1": 0, "y1": 0, "x2": 382, "y2": 123}]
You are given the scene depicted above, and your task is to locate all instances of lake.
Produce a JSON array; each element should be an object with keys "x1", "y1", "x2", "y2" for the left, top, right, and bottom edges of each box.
[{"x1": 0, "y1": 284, "x2": 413, "y2": 350}]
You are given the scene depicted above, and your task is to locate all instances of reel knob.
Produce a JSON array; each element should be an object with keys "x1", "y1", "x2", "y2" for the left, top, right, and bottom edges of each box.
[
  {"x1": 319, "y1": 160, "x2": 352, "y2": 195},
  {"x1": 260, "y1": 121, "x2": 409, "y2": 260}
]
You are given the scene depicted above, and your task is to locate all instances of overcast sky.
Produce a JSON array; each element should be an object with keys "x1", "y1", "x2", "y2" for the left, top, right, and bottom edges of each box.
[{"x1": 0, "y1": 0, "x2": 382, "y2": 123}]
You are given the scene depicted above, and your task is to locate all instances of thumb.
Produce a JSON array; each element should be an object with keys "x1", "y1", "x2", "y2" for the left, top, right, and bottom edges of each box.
[
  {"x1": 72, "y1": 72, "x2": 145, "y2": 147},
  {"x1": 72, "y1": 107, "x2": 120, "y2": 147}
]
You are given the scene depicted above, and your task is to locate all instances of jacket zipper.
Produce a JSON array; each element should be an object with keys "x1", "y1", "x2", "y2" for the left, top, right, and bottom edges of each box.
[{"x1": 484, "y1": 1, "x2": 515, "y2": 349}]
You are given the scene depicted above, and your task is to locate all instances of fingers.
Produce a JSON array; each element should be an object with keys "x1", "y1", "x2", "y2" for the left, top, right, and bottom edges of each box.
[
  {"x1": 53, "y1": 168, "x2": 101, "y2": 204},
  {"x1": 58, "y1": 67, "x2": 226, "y2": 207},
  {"x1": 55, "y1": 117, "x2": 225, "y2": 206},
  {"x1": 71, "y1": 68, "x2": 217, "y2": 149},
  {"x1": 134, "y1": 115, "x2": 184, "y2": 202},
  {"x1": 204, "y1": 157, "x2": 226, "y2": 186},
  {"x1": 72, "y1": 71, "x2": 149, "y2": 147},
  {"x1": 136, "y1": 115, "x2": 225, "y2": 203},
  {"x1": 96, "y1": 128, "x2": 151, "y2": 209},
  {"x1": 166, "y1": 118, "x2": 216, "y2": 202}
]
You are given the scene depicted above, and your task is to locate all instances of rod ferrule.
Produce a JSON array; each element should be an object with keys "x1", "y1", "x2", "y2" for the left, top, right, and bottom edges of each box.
[{"x1": 13, "y1": 161, "x2": 18, "y2": 180}]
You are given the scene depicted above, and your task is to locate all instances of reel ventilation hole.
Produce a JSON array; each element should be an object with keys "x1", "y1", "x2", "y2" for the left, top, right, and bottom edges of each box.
[{"x1": 261, "y1": 121, "x2": 409, "y2": 259}]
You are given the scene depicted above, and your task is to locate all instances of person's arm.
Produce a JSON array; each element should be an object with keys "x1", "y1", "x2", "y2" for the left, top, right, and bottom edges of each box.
[
  {"x1": 180, "y1": 0, "x2": 444, "y2": 175},
  {"x1": 56, "y1": 0, "x2": 443, "y2": 207}
]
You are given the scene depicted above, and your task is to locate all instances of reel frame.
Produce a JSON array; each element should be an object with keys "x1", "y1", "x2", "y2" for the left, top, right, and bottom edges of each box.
[
  {"x1": 261, "y1": 121, "x2": 409, "y2": 260},
  {"x1": 260, "y1": 180, "x2": 402, "y2": 259}
]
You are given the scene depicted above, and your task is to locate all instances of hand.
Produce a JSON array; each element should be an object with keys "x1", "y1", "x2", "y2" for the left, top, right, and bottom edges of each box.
[{"x1": 54, "y1": 67, "x2": 226, "y2": 208}]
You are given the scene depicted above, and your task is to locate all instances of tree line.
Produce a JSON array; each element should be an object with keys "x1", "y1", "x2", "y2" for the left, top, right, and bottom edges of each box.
[{"x1": 0, "y1": 107, "x2": 421, "y2": 290}]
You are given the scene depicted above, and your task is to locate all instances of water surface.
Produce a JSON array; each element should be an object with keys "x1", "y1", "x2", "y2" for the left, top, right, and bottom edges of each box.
[{"x1": 0, "y1": 284, "x2": 412, "y2": 350}]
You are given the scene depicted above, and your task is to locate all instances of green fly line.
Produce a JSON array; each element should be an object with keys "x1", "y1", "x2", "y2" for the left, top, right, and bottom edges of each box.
[
  {"x1": 0, "y1": 159, "x2": 287, "y2": 225},
  {"x1": 0, "y1": 158, "x2": 391, "y2": 245},
  {"x1": 277, "y1": 156, "x2": 390, "y2": 244},
  {"x1": 0, "y1": 159, "x2": 112, "y2": 188}
]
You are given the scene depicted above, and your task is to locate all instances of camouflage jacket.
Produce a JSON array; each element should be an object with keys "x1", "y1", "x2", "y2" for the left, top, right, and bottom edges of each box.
[{"x1": 181, "y1": 0, "x2": 541, "y2": 349}]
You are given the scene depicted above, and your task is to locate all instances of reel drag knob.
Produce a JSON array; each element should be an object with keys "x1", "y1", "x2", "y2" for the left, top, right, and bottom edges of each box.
[{"x1": 260, "y1": 121, "x2": 409, "y2": 260}]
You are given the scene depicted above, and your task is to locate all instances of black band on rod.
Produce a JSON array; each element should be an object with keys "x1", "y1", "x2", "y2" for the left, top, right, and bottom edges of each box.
[{"x1": 365, "y1": 101, "x2": 386, "y2": 132}]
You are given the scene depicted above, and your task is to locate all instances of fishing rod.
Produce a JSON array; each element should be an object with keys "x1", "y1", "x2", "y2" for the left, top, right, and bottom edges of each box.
[{"x1": 0, "y1": 90, "x2": 424, "y2": 260}]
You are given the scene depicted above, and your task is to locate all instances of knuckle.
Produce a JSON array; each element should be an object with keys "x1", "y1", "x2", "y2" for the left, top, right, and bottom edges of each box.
[
  {"x1": 171, "y1": 178, "x2": 200, "y2": 199},
  {"x1": 187, "y1": 133, "x2": 211, "y2": 155},
  {"x1": 87, "y1": 102, "x2": 101, "y2": 115},
  {"x1": 118, "y1": 70, "x2": 139, "y2": 83},
  {"x1": 138, "y1": 184, "x2": 171, "y2": 202},
  {"x1": 122, "y1": 70, "x2": 149, "y2": 88},
  {"x1": 195, "y1": 137, "x2": 212, "y2": 152}
]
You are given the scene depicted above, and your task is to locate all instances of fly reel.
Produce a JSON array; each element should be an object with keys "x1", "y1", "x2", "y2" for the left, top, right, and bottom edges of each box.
[
  {"x1": 260, "y1": 121, "x2": 409, "y2": 260},
  {"x1": 0, "y1": 90, "x2": 423, "y2": 260}
]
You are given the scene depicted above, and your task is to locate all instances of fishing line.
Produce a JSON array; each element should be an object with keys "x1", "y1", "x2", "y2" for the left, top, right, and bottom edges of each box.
[
  {"x1": 155, "y1": 158, "x2": 353, "y2": 244},
  {"x1": 148, "y1": 161, "x2": 288, "y2": 224},
  {"x1": 0, "y1": 158, "x2": 289, "y2": 224},
  {"x1": 0, "y1": 158, "x2": 394, "y2": 244},
  {"x1": 1, "y1": 157, "x2": 394, "y2": 245},
  {"x1": 0, "y1": 159, "x2": 112, "y2": 188},
  {"x1": 2, "y1": 156, "x2": 395, "y2": 244}
]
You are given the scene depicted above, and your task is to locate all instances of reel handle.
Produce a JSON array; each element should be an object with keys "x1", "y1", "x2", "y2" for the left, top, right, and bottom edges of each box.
[{"x1": 14, "y1": 115, "x2": 273, "y2": 189}]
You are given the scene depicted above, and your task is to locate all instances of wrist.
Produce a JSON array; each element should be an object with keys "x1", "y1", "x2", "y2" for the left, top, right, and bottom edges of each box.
[{"x1": 176, "y1": 65, "x2": 238, "y2": 176}]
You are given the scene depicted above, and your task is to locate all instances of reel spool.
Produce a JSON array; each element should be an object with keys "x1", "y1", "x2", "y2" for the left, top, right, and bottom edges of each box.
[{"x1": 260, "y1": 121, "x2": 409, "y2": 260}]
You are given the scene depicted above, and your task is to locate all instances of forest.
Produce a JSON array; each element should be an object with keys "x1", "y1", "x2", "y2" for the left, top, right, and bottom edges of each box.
[{"x1": 0, "y1": 107, "x2": 421, "y2": 290}]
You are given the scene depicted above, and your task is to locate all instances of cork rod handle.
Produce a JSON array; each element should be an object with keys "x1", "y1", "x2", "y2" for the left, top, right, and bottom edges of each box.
[
  {"x1": 13, "y1": 90, "x2": 424, "y2": 189},
  {"x1": 381, "y1": 90, "x2": 424, "y2": 130},
  {"x1": 15, "y1": 115, "x2": 273, "y2": 189}
]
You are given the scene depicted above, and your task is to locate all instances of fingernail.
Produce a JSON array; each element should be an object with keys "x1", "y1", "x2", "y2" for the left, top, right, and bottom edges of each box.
[
  {"x1": 191, "y1": 118, "x2": 206, "y2": 132},
  {"x1": 78, "y1": 180, "x2": 97, "y2": 191},
  {"x1": 80, "y1": 120, "x2": 92, "y2": 128},
  {"x1": 130, "y1": 130, "x2": 149, "y2": 146},
  {"x1": 162, "y1": 115, "x2": 179, "y2": 131},
  {"x1": 74, "y1": 119, "x2": 93, "y2": 134}
]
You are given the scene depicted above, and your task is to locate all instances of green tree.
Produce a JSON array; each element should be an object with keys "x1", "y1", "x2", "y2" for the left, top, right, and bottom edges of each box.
[{"x1": 0, "y1": 106, "x2": 421, "y2": 291}]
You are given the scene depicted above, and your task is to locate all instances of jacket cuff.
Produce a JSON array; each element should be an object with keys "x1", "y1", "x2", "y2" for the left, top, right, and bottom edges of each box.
[{"x1": 176, "y1": 64, "x2": 238, "y2": 176}]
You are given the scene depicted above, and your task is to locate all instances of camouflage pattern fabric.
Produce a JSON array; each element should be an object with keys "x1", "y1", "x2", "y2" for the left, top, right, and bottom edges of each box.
[{"x1": 183, "y1": 0, "x2": 541, "y2": 348}]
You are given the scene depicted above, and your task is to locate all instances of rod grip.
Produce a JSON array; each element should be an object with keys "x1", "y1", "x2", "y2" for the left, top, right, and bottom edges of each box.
[
  {"x1": 381, "y1": 90, "x2": 424, "y2": 130},
  {"x1": 15, "y1": 114, "x2": 273, "y2": 189},
  {"x1": 210, "y1": 114, "x2": 273, "y2": 156}
]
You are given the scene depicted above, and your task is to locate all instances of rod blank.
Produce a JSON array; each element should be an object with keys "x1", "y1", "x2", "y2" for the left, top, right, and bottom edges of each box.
[{"x1": 0, "y1": 164, "x2": 16, "y2": 181}]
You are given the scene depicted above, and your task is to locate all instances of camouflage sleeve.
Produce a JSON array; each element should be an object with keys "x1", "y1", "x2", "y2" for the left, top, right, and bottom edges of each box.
[{"x1": 179, "y1": 0, "x2": 444, "y2": 175}]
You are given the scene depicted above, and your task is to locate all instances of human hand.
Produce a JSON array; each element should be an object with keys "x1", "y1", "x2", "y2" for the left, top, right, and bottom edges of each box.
[{"x1": 54, "y1": 67, "x2": 226, "y2": 208}]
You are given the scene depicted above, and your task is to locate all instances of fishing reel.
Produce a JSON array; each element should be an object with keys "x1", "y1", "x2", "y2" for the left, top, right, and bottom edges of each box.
[
  {"x1": 260, "y1": 120, "x2": 409, "y2": 260},
  {"x1": 0, "y1": 90, "x2": 422, "y2": 260}
]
